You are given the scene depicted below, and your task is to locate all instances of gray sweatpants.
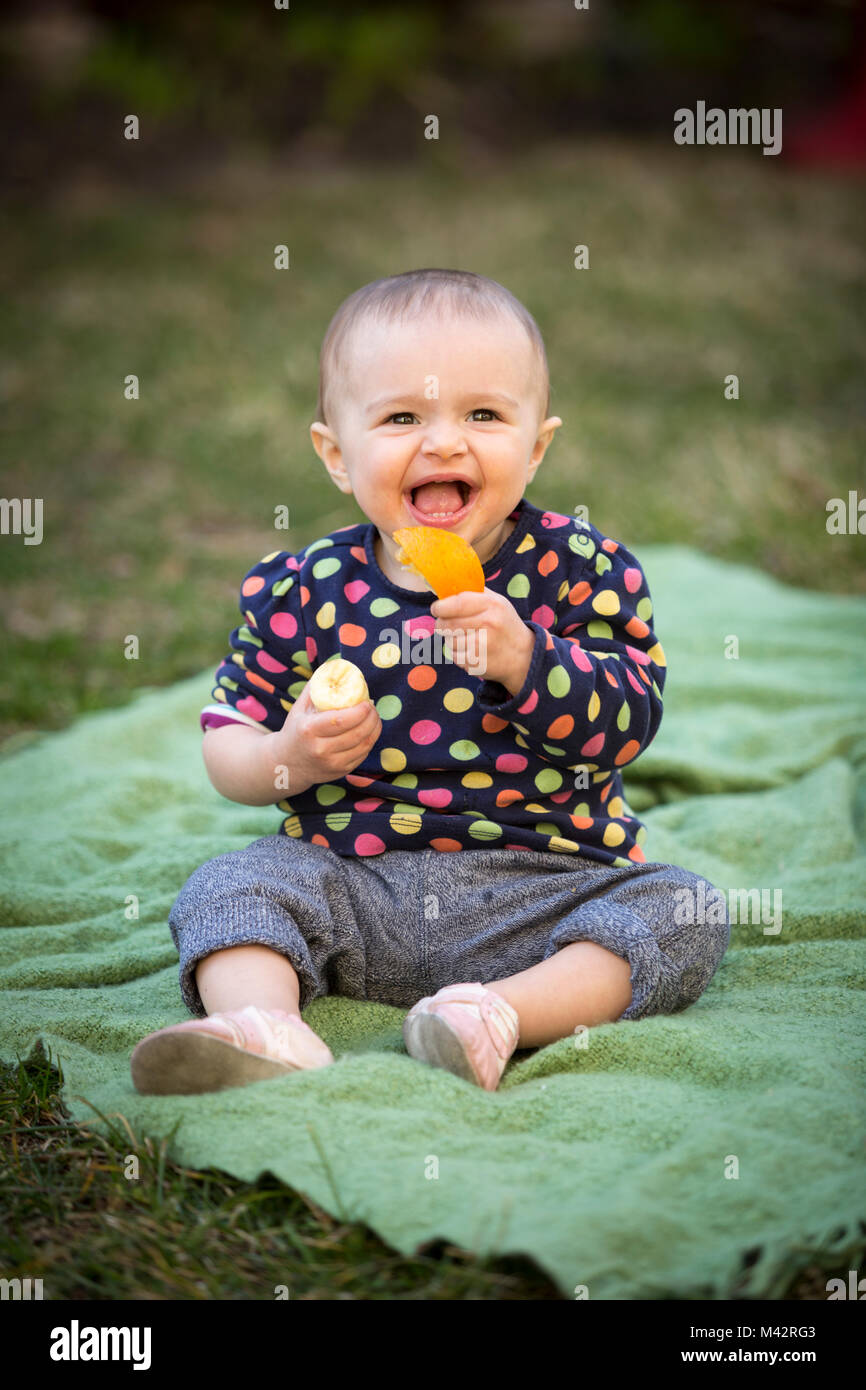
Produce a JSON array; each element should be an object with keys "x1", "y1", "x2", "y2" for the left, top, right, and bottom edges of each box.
[{"x1": 167, "y1": 837, "x2": 730, "y2": 1024}]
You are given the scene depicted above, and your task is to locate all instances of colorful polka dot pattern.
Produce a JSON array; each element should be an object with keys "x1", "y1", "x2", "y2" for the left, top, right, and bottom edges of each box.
[{"x1": 203, "y1": 498, "x2": 666, "y2": 867}]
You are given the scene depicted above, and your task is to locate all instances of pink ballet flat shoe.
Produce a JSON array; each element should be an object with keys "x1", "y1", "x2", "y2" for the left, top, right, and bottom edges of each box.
[
  {"x1": 402, "y1": 982, "x2": 520, "y2": 1091},
  {"x1": 130, "y1": 1004, "x2": 335, "y2": 1095}
]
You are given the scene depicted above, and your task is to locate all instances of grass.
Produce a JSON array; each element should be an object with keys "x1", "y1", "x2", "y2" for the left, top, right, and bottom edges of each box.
[
  {"x1": 1, "y1": 141, "x2": 864, "y2": 1297},
  {"x1": 0, "y1": 1049, "x2": 561, "y2": 1300}
]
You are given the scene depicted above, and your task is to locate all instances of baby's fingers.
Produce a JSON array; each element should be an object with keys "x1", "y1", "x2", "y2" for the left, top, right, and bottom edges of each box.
[
  {"x1": 342, "y1": 713, "x2": 384, "y2": 759},
  {"x1": 314, "y1": 697, "x2": 376, "y2": 733},
  {"x1": 311, "y1": 708, "x2": 381, "y2": 760}
]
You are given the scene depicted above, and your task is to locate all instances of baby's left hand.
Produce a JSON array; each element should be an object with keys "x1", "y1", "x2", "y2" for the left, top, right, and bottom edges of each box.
[{"x1": 430, "y1": 588, "x2": 535, "y2": 694}]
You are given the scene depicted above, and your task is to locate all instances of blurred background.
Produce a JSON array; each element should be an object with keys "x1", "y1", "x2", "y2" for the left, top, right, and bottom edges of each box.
[{"x1": 1, "y1": 0, "x2": 864, "y2": 752}]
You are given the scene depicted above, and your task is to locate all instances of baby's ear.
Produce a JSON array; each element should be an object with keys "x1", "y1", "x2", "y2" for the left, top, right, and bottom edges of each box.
[
  {"x1": 309, "y1": 423, "x2": 352, "y2": 494},
  {"x1": 540, "y1": 414, "x2": 563, "y2": 443},
  {"x1": 529, "y1": 415, "x2": 563, "y2": 471},
  {"x1": 309, "y1": 420, "x2": 333, "y2": 459}
]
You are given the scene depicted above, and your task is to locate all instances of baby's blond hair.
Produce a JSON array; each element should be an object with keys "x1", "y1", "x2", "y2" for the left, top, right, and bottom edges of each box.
[{"x1": 315, "y1": 268, "x2": 551, "y2": 428}]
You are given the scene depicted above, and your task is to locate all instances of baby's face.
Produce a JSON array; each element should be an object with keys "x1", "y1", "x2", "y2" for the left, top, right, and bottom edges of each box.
[{"x1": 311, "y1": 311, "x2": 561, "y2": 576}]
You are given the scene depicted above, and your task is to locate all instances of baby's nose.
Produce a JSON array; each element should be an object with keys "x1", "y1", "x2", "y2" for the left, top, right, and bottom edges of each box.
[{"x1": 422, "y1": 426, "x2": 467, "y2": 456}]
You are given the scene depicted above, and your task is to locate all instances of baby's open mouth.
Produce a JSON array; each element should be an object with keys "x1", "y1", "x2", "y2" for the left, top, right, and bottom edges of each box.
[{"x1": 405, "y1": 479, "x2": 477, "y2": 526}]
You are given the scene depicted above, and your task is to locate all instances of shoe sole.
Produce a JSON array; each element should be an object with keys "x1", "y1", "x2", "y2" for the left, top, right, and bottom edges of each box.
[
  {"x1": 402, "y1": 1013, "x2": 480, "y2": 1086},
  {"x1": 130, "y1": 1031, "x2": 324, "y2": 1095}
]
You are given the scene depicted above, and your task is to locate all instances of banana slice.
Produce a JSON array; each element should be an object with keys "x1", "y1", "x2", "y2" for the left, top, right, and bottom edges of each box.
[{"x1": 307, "y1": 657, "x2": 370, "y2": 711}]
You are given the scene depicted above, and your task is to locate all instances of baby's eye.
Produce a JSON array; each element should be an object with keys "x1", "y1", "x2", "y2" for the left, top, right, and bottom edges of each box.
[{"x1": 383, "y1": 408, "x2": 501, "y2": 425}]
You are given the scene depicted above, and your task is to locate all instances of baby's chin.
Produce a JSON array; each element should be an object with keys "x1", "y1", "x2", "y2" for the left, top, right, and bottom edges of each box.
[{"x1": 372, "y1": 502, "x2": 518, "y2": 571}]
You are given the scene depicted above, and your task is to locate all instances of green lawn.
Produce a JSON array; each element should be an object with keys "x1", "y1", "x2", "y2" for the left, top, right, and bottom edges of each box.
[{"x1": 1, "y1": 141, "x2": 864, "y2": 1298}]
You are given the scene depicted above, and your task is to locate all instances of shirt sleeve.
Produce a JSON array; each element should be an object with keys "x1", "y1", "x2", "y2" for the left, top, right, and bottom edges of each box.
[
  {"x1": 475, "y1": 534, "x2": 666, "y2": 771},
  {"x1": 200, "y1": 550, "x2": 310, "y2": 733}
]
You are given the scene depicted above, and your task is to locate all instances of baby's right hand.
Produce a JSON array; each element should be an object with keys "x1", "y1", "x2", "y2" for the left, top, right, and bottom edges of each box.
[{"x1": 274, "y1": 681, "x2": 382, "y2": 790}]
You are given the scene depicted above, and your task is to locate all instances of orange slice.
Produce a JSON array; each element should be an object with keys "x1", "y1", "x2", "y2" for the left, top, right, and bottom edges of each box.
[{"x1": 392, "y1": 526, "x2": 485, "y2": 599}]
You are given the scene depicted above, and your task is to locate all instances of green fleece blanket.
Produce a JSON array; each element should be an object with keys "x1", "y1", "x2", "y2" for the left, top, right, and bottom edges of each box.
[{"x1": 1, "y1": 545, "x2": 864, "y2": 1300}]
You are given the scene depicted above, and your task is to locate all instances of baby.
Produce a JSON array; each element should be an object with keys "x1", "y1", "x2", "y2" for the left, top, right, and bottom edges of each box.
[{"x1": 131, "y1": 268, "x2": 730, "y2": 1095}]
